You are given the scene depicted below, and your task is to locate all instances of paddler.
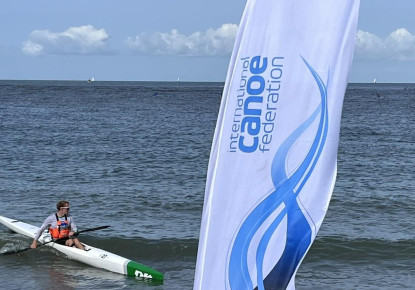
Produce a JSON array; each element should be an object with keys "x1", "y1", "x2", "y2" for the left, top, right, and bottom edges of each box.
[{"x1": 31, "y1": 200, "x2": 85, "y2": 250}]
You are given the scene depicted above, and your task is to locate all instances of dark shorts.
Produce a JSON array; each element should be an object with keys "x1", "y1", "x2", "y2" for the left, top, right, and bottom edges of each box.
[{"x1": 53, "y1": 238, "x2": 70, "y2": 245}]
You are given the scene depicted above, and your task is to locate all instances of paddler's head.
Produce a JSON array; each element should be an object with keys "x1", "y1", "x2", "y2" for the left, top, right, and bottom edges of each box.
[{"x1": 57, "y1": 200, "x2": 70, "y2": 215}]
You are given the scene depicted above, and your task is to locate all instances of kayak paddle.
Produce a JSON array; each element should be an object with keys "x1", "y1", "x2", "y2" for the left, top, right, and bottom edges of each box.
[{"x1": 1, "y1": 225, "x2": 110, "y2": 255}]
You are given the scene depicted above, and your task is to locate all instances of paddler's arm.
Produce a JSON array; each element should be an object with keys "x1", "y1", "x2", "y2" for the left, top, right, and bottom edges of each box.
[
  {"x1": 31, "y1": 215, "x2": 54, "y2": 248},
  {"x1": 68, "y1": 218, "x2": 78, "y2": 237},
  {"x1": 30, "y1": 239, "x2": 38, "y2": 249}
]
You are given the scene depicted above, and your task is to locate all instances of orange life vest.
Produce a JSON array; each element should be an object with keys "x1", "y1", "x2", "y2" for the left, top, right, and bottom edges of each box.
[{"x1": 49, "y1": 214, "x2": 71, "y2": 239}]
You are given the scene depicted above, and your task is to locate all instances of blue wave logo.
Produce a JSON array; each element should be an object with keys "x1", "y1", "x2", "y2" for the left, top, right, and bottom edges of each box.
[{"x1": 228, "y1": 57, "x2": 329, "y2": 290}]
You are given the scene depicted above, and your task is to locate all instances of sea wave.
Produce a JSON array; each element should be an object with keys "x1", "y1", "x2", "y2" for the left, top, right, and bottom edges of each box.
[
  {"x1": 70, "y1": 236, "x2": 198, "y2": 260},
  {"x1": 307, "y1": 236, "x2": 415, "y2": 262}
]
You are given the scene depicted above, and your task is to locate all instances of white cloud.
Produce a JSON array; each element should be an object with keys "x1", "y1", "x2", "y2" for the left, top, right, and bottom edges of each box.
[
  {"x1": 22, "y1": 25, "x2": 109, "y2": 56},
  {"x1": 126, "y1": 24, "x2": 238, "y2": 56},
  {"x1": 355, "y1": 28, "x2": 415, "y2": 61},
  {"x1": 22, "y1": 40, "x2": 44, "y2": 55},
  {"x1": 22, "y1": 24, "x2": 414, "y2": 63}
]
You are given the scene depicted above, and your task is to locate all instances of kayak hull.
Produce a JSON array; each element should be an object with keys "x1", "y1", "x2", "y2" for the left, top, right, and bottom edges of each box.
[{"x1": 0, "y1": 216, "x2": 163, "y2": 281}]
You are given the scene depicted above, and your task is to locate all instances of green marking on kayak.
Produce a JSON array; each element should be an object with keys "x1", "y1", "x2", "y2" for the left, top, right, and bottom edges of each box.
[{"x1": 126, "y1": 260, "x2": 164, "y2": 281}]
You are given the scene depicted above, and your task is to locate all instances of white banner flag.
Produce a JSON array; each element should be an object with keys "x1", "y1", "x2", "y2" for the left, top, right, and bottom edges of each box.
[{"x1": 194, "y1": 0, "x2": 360, "y2": 289}]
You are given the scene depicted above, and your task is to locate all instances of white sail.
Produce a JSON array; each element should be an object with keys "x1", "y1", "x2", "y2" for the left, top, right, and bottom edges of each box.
[{"x1": 194, "y1": 1, "x2": 360, "y2": 289}]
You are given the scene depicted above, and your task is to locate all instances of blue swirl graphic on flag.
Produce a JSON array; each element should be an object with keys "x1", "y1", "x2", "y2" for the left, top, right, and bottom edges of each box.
[{"x1": 228, "y1": 57, "x2": 329, "y2": 290}]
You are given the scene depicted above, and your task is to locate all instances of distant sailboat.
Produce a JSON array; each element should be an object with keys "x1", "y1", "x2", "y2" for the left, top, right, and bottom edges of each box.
[
  {"x1": 177, "y1": 77, "x2": 180, "y2": 82},
  {"x1": 88, "y1": 77, "x2": 95, "y2": 82},
  {"x1": 373, "y1": 78, "x2": 377, "y2": 83}
]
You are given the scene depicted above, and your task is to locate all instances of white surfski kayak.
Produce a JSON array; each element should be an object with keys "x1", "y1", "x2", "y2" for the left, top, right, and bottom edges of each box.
[{"x1": 0, "y1": 215, "x2": 164, "y2": 281}]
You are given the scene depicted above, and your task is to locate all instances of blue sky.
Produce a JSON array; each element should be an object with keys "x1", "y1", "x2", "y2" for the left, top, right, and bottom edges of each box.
[{"x1": 1, "y1": 0, "x2": 414, "y2": 82}]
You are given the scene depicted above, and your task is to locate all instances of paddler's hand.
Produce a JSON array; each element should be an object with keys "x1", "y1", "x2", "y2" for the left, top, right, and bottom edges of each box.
[
  {"x1": 71, "y1": 230, "x2": 79, "y2": 237},
  {"x1": 69, "y1": 231, "x2": 75, "y2": 238},
  {"x1": 30, "y1": 240, "x2": 37, "y2": 249}
]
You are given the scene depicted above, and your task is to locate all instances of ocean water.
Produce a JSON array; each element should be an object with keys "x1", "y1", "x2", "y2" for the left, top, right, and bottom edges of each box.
[{"x1": 0, "y1": 80, "x2": 414, "y2": 289}]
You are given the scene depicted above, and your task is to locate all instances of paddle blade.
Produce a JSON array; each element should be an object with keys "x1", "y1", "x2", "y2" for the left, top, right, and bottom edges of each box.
[{"x1": 1, "y1": 245, "x2": 32, "y2": 256}]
